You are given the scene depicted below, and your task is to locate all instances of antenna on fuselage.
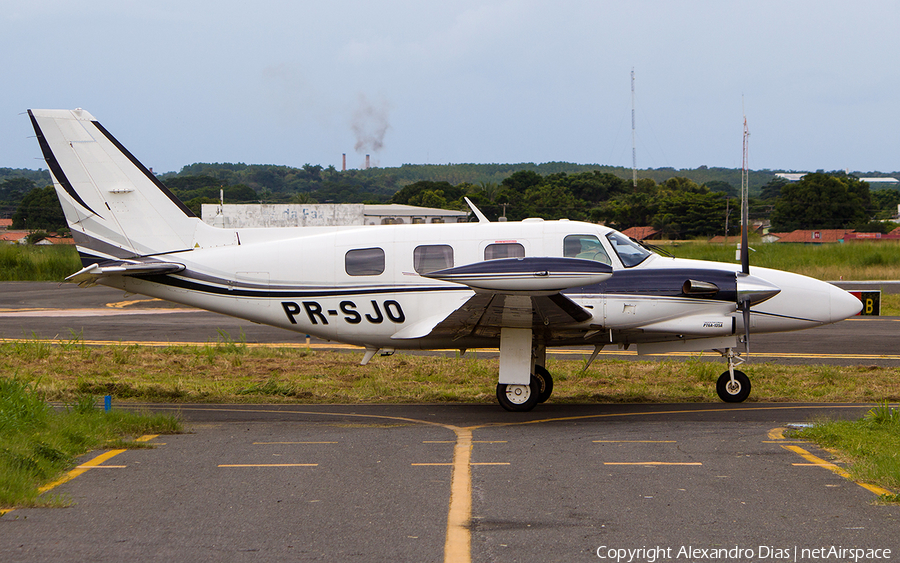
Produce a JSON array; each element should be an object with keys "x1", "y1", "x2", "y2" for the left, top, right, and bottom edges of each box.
[{"x1": 464, "y1": 197, "x2": 490, "y2": 224}]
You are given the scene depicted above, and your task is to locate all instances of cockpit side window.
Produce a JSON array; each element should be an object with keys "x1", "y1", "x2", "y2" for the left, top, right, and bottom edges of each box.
[
  {"x1": 605, "y1": 232, "x2": 652, "y2": 267},
  {"x1": 563, "y1": 235, "x2": 611, "y2": 265}
]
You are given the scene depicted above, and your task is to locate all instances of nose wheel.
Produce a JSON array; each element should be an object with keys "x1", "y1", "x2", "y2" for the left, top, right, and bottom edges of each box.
[{"x1": 716, "y1": 370, "x2": 751, "y2": 402}]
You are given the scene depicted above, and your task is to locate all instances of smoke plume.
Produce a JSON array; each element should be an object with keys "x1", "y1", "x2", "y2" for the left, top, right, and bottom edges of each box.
[{"x1": 351, "y1": 94, "x2": 390, "y2": 154}]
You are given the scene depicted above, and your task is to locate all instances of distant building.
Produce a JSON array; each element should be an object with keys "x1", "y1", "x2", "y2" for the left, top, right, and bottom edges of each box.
[
  {"x1": 201, "y1": 203, "x2": 469, "y2": 229},
  {"x1": 775, "y1": 172, "x2": 899, "y2": 185},
  {"x1": 620, "y1": 226, "x2": 661, "y2": 241}
]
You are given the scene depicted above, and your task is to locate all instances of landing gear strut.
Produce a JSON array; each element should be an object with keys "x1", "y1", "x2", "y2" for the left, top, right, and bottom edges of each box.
[{"x1": 716, "y1": 348, "x2": 751, "y2": 403}]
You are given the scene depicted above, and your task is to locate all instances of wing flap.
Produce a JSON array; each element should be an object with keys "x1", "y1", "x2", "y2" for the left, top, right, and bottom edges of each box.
[{"x1": 393, "y1": 291, "x2": 594, "y2": 342}]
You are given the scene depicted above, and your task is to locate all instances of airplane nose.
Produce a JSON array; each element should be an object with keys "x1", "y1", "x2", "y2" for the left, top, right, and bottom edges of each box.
[{"x1": 830, "y1": 284, "x2": 863, "y2": 322}]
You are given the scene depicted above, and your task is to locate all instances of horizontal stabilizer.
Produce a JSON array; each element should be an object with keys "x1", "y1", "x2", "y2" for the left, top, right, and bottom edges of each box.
[
  {"x1": 66, "y1": 261, "x2": 185, "y2": 287},
  {"x1": 422, "y1": 257, "x2": 612, "y2": 294}
]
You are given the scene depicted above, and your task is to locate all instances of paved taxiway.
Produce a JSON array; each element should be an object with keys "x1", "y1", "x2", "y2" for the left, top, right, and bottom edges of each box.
[
  {"x1": 1, "y1": 282, "x2": 898, "y2": 367},
  {"x1": 1, "y1": 403, "x2": 897, "y2": 562}
]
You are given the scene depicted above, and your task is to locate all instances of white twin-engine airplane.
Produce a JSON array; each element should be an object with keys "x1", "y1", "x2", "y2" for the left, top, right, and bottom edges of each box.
[{"x1": 28, "y1": 109, "x2": 862, "y2": 411}]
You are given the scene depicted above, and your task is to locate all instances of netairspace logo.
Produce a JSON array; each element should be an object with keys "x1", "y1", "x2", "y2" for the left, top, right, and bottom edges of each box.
[{"x1": 595, "y1": 545, "x2": 892, "y2": 562}]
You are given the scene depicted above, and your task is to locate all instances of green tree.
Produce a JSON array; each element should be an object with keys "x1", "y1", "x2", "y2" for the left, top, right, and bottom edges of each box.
[
  {"x1": 11, "y1": 186, "x2": 66, "y2": 232},
  {"x1": 770, "y1": 173, "x2": 872, "y2": 231},
  {"x1": 1, "y1": 177, "x2": 36, "y2": 203},
  {"x1": 704, "y1": 180, "x2": 737, "y2": 197},
  {"x1": 760, "y1": 176, "x2": 788, "y2": 200}
]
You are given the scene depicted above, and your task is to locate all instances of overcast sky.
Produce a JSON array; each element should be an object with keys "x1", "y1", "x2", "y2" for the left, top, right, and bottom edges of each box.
[{"x1": 3, "y1": 1, "x2": 899, "y2": 175}]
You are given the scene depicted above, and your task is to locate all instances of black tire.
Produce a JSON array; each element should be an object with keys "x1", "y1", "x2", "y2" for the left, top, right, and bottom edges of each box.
[
  {"x1": 534, "y1": 365, "x2": 554, "y2": 403},
  {"x1": 496, "y1": 375, "x2": 541, "y2": 412},
  {"x1": 716, "y1": 370, "x2": 751, "y2": 403}
]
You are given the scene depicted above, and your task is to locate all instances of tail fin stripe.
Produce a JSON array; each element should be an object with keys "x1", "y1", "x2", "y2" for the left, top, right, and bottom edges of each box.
[
  {"x1": 91, "y1": 120, "x2": 197, "y2": 218},
  {"x1": 27, "y1": 110, "x2": 104, "y2": 219}
]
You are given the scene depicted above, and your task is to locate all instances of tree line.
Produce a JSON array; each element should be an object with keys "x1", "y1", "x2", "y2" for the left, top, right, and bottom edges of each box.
[{"x1": 3, "y1": 163, "x2": 900, "y2": 239}]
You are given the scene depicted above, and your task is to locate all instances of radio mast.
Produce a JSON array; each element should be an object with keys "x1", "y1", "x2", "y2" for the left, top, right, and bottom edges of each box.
[{"x1": 631, "y1": 68, "x2": 637, "y2": 189}]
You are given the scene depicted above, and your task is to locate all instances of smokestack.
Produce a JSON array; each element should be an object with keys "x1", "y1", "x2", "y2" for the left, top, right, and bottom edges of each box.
[
  {"x1": 365, "y1": 154, "x2": 370, "y2": 169},
  {"x1": 342, "y1": 153, "x2": 346, "y2": 172}
]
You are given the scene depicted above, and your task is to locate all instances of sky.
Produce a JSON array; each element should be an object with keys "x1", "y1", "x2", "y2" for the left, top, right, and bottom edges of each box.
[{"x1": 2, "y1": 1, "x2": 899, "y2": 175}]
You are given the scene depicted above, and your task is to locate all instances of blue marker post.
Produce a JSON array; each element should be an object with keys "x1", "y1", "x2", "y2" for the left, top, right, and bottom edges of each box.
[{"x1": 104, "y1": 395, "x2": 112, "y2": 411}]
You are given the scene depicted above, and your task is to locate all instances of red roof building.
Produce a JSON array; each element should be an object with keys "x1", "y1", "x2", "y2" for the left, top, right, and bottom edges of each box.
[
  {"x1": 775, "y1": 230, "x2": 854, "y2": 243},
  {"x1": 620, "y1": 226, "x2": 661, "y2": 241}
]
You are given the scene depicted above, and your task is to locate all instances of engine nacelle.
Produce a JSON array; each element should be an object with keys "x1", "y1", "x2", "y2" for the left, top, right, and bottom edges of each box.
[{"x1": 639, "y1": 314, "x2": 736, "y2": 336}]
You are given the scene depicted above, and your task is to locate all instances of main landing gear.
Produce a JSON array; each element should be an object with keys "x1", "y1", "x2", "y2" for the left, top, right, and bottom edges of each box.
[
  {"x1": 715, "y1": 348, "x2": 751, "y2": 403},
  {"x1": 496, "y1": 365, "x2": 554, "y2": 412}
]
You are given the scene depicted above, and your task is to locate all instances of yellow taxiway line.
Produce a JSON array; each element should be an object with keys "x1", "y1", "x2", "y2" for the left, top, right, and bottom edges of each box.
[{"x1": 3, "y1": 336, "x2": 900, "y2": 362}]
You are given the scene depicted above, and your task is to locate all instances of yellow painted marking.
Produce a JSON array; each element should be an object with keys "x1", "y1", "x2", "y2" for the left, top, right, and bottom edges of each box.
[
  {"x1": 413, "y1": 463, "x2": 509, "y2": 466},
  {"x1": 75, "y1": 465, "x2": 127, "y2": 469},
  {"x1": 762, "y1": 440, "x2": 807, "y2": 443},
  {"x1": 768, "y1": 427, "x2": 786, "y2": 440},
  {"x1": 135, "y1": 434, "x2": 158, "y2": 442},
  {"x1": 3, "y1": 335, "x2": 900, "y2": 361},
  {"x1": 38, "y1": 449, "x2": 127, "y2": 494},
  {"x1": 781, "y1": 445, "x2": 895, "y2": 496},
  {"x1": 444, "y1": 427, "x2": 472, "y2": 563},
  {"x1": 106, "y1": 298, "x2": 165, "y2": 309},
  {"x1": 253, "y1": 441, "x2": 337, "y2": 445},
  {"x1": 218, "y1": 464, "x2": 318, "y2": 467},
  {"x1": 603, "y1": 462, "x2": 702, "y2": 466},
  {"x1": 594, "y1": 440, "x2": 676, "y2": 443}
]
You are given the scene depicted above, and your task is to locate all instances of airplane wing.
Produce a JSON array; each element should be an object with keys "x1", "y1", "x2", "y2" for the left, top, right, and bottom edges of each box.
[
  {"x1": 392, "y1": 257, "x2": 607, "y2": 341},
  {"x1": 66, "y1": 260, "x2": 185, "y2": 287}
]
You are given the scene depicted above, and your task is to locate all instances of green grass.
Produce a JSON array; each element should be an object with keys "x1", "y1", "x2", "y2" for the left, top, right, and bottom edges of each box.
[
  {"x1": 669, "y1": 239, "x2": 900, "y2": 281},
  {"x1": 794, "y1": 403, "x2": 900, "y2": 500},
  {"x1": 0, "y1": 378, "x2": 181, "y2": 511},
  {"x1": 0, "y1": 244, "x2": 82, "y2": 281},
  {"x1": 3, "y1": 337, "x2": 899, "y2": 405}
]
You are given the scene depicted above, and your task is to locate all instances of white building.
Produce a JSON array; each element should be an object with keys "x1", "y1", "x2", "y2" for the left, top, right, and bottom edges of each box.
[{"x1": 201, "y1": 203, "x2": 469, "y2": 229}]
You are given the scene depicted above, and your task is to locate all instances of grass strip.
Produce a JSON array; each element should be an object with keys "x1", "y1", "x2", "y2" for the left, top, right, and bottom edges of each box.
[
  {"x1": 2, "y1": 337, "x2": 898, "y2": 405},
  {"x1": 793, "y1": 403, "x2": 900, "y2": 502},
  {"x1": 0, "y1": 378, "x2": 182, "y2": 512}
]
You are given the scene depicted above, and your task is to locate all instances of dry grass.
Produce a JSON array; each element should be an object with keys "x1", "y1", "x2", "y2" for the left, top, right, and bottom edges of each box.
[{"x1": 3, "y1": 339, "x2": 898, "y2": 405}]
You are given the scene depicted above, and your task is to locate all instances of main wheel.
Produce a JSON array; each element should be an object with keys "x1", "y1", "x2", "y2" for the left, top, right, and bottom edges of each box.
[
  {"x1": 496, "y1": 375, "x2": 541, "y2": 412},
  {"x1": 716, "y1": 370, "x2": 751, "y2": 403},
  {"x1": 534, "y1": 365, "x2": 554, "y2": 403}
]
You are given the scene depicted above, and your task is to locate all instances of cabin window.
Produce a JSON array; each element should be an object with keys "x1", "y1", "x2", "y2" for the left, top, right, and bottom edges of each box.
[
  {"x1": 414, "y1": 245, "x2": 454, "y2": 274},
  {"x1": 484, "y1": 242, "x2": 525, "y2": 260},
  {"x1": 606, "y1": 231, "x2": 652, "y2": 267},
  {"x1": 345, "y1": 247, "x2": 385, "y2": 276},
  {"x1": 563, "y1": 235, "x2": 611, "y2": 265}
]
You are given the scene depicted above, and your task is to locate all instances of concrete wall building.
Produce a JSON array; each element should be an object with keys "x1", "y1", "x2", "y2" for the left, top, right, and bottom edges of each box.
[{"x1": 201, "y1": 203, "x2": 469, "y2": 229}]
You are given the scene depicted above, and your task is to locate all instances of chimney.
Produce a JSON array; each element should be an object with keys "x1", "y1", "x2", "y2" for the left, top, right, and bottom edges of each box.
[
  {"x1": 365, "y1": 154, "x2": 370, "y2": 170},
  {"x1": 342, "y1": 153, "x2": 346, "y2": 172}
]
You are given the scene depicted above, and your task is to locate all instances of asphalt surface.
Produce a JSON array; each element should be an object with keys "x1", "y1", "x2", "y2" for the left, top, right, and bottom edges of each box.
[
  {"x1": 1, "y1": 403, "x2": 897, "y2": 562},
  {"x1": 1, "y1": 282, "x2": 898, "y2": 367},
  {"x1": 1, "y1": 283, "x2": 899, "y2": 561}
]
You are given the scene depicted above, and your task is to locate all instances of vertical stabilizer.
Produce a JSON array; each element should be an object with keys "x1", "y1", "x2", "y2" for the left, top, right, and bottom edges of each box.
[{"x1": 28, "y1": 109, "x2": 203, "y2": 264}]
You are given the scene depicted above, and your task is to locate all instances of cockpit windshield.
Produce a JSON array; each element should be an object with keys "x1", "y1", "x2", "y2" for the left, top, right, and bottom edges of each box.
[{"x1": 605, "y1": 231, "x2": 653, "y2": 267}]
